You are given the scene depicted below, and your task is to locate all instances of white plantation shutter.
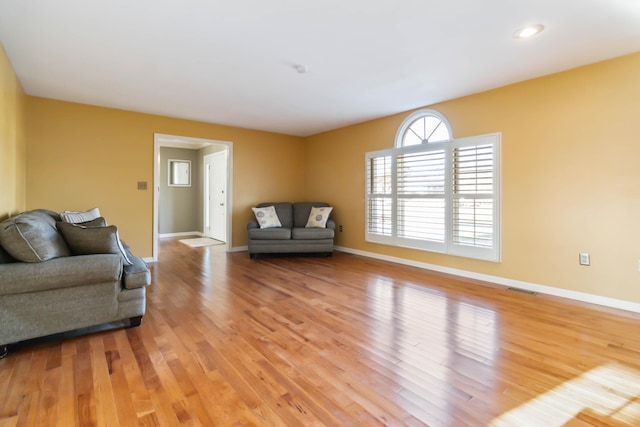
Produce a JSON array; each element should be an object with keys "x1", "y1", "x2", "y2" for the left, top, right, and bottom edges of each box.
[
  {"x1": 397, "y1": 150, "x2": 446, "y2": 251},
  {"x1": 449, "y1": 136, "x2": 500, "y2": 260},
  {"x1": 366, "y1": 156, "x2": 393, "y2": 239},
  {"x1": 366, "y1": 132, "x2": 501, "y2": 262}
]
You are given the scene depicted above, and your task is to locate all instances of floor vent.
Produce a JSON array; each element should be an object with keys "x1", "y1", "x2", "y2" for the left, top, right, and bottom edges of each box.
[{"x1": 507, "y1": 287, "x2": 538, "y2": 295}]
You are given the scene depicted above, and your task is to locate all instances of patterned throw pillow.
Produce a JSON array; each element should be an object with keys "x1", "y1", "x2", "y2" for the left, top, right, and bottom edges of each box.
[
  {"x1": 60, "y1": 207, "x2": 101, "y2": 223},
  {"x1": 305, "y1": 206, "x2": 333, "y2": 228},
  {"x1": 251, "y1": 206, "x2": 282, "y2": 229}
]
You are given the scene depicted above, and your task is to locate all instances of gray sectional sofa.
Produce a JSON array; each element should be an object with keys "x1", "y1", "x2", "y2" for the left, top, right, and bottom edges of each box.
[
  {"x1": 0, "y1": 209, "x2": 150, "y2": 358},
  {"x1": 247, "y1": 202, "x2": 335, "y2": 257}
]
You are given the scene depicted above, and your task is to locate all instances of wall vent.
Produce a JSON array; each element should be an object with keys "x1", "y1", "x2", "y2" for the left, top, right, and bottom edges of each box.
[{"x1": 507, "y1": 287, "x2": 538, "y2": 295}]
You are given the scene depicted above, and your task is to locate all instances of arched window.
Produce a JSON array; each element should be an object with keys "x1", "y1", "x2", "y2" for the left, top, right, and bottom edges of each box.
[
  {"x1": 366, "y1": 109, "x2": 501, "y2": 262},
  {"x1": 395, "y1": 109, "x2": 452, "y2": 147}
]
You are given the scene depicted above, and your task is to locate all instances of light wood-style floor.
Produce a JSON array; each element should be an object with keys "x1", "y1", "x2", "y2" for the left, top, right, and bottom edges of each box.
[{"x1": 2, "y1": 238, "x2": 640, "y2": 426}]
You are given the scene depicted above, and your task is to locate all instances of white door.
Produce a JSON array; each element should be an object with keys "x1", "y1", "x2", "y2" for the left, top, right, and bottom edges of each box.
[{"x1": 203, "y1": 151, "x2": 227, "y2": 242}]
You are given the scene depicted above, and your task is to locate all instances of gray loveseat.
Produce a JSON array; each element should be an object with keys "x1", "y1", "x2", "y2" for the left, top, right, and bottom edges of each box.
[
  {"x1": 0, "y1": 209, "x2": 151, "y2": 358},
  {"x1": 247, "y1": 202, "x2": 335, "y2": 258}
]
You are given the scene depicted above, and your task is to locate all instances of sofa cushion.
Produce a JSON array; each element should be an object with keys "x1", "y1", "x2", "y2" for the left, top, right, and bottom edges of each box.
[
  {"x1": 251, "y1": 206, "x2": 282, "y2": 229},
  {"x1": 60, "y1": 207, "x2": 101, "y2": 223},
  {"x1": 257, "y1": 202, "x2": 293, "y2": 229},
  {"x1": 57, "y1": 222, "x2": 133, "y2": 265},
  {"x1": 0, "y1": 210, "x2": 71, "y2": 262},
  {"x1": 305, "y1": 206, "x2": 333, "y2": 228},
  {"x1": 293, "y1": 202, "x2": 330, "y2": 228},
  {"x1": 248, "y1": 227, "x2": 292, "y2": 240},
  {"x1": 123, "y1": 255, "x2": 151, "y2": 290},
  {"x1": 0, "y1": 253, "x2": 123, "y2": 296},
  {"x1": 292, "y1": 227, "x2": 335, "y2": 240}
]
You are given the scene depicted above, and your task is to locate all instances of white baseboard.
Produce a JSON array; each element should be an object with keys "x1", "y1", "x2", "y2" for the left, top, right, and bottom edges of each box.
[
  {"x1": 334, "y1": 246, "x2": 640, "y2": 314},
  {"x1": 159, "y1": 231, "x2": 203, "y2": 238}
]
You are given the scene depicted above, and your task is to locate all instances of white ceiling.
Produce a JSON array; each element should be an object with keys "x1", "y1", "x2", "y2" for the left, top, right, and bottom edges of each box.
[{"x1": 1, "y1": 0, "x2": 639, "y2": 137}]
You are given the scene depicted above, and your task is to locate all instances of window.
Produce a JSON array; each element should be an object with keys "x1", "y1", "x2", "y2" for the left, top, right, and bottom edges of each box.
[
  {"x1": 395, "y1": 109, "x2": 452, "y2": 147},
  {"x1": 366, "y1": 110, "x2": 501, "y2": 262}
]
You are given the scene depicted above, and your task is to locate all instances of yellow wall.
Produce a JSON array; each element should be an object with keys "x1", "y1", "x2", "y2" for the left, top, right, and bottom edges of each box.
[
  {"x1": 15, "y1": 49, "x2": 640, "y2": 303},
  {"x1": 26, "y1": 97, "x2": 306, "y2": 255},
  {"x1": 306, "y1": 52, "x2": 640, "y2": 303},
  {"x1": 0, "y1": 44, "x2": 26, "y2": 218}
]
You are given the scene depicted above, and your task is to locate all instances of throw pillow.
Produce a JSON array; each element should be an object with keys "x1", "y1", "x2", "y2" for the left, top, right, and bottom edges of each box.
[
  {"x1": 251, "y1": 206, "x2": 282, "y2": 229},
  {"x1": 0, "y1": 210, "x2": 71, "y2": 262},
  {"x1": 78, "y1": 216, "x2": 107, "y2": 227},
  {"x1": 305, "y1": 206, "x2": 333, "y2": 228},
  {"x1": 0, "y1": 243, "x2": 17, "y2": 264},
  {"x1": 57, "y1": 222, "x2": 133, "y2": 265},
  {"x1": 60, "y1": 207, "x2": 101, "y2": 224}
]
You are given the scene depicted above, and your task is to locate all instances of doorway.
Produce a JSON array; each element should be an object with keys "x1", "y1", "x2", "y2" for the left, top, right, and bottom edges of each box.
[{"x1": 153, "y1": 134, "x2": 233, "y2": 262}]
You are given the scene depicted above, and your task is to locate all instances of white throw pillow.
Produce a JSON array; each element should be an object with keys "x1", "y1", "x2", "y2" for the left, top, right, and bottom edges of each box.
[
  {"x1": 305, "y1": 206, "x2": 333, "y2": 228},
  {"x1": 60, "y1": 207, "x2": 101, "y2": 224},
  {"x1": 252, "y1": 206, "x2": 282, "y2": 229}
]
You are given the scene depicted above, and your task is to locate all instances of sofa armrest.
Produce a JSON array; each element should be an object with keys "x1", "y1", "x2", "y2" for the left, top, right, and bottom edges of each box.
[
  {"x1": 0, "y1": 254, "x2": 123, "y2": 296},
  {"x1": 326, "y1": 219, "x2": 336, "y2": 230},
  {"x1": 123, "y1": 255, "x2": 151, "y2": 290},
  {"x1": 247, "y1": 220, "x2": 259, "y2": 230}
]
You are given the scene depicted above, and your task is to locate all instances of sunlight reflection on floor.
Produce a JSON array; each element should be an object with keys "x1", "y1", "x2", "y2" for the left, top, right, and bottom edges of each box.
[
  {"x1": 490, "y1": 362, "x2": 640, "y2": 426},
  {"x1": 367, "y1": 276, "x2": 501, "y2": 424}
]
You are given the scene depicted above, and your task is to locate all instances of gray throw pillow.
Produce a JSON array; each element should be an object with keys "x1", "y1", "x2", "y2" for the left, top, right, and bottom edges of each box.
[
  {"x1": 78, "y1": 216, "x2": 107, "y2": 227},
  {"x1": 0, "y1": 243, "x2": 16, "y2": 264},
  {"x1": 57, "y1": 222, "x2": 132, "y2": 265},
  {"x1": 0, "y1": 210, "x2": 71, "y2": 262}
]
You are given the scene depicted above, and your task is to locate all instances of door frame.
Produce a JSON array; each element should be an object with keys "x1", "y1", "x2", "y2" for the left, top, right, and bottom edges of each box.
[{"x1": 153, "y1": 133, "x2": 233, "y2": 262}]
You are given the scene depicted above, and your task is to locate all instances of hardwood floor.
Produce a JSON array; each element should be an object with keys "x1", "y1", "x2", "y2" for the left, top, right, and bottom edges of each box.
[{"x1": 2, "y1": 238, "x2": 640, "y2": 426}]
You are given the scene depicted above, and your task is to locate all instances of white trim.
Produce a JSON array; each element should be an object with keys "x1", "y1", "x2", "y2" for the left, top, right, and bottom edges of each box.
[
  {"x1": 225, "y1": 148, "x2": 233, "y2": 253},
  {"x1": 334, "y1": 245, "x2": 640, "y2": 314},
  {"x1": 230, "y1": 245, "x2": 248, "y2": 253},
  {"x1": 159, "y1": 231, "x2": 204, "y2": 238},
  {"x1": 153, "y1": 133, "x2": 234, "y2": 262}
]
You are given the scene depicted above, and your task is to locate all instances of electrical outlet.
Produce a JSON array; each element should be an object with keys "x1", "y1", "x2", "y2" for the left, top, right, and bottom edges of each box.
[
  {"x1": 579, "y1": 253, "x2": 590, "y2": 266},
  {"x1": 339, "y1": 225, "x2": 343, "y2": 232}
]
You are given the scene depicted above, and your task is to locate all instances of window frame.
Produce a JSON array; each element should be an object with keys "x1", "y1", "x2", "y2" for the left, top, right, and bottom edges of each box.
[
  {"x1": 395, "y1": 109, "x2": 453, "y2": 147},
  {"x1": 366, "y1": 130, "x2": 502, "y2": 263}
]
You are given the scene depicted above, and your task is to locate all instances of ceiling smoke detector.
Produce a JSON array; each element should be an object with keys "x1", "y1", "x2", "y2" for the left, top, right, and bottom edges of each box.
[{"x1": 293, "y1": 64, "x2": 308, "y2": 74}]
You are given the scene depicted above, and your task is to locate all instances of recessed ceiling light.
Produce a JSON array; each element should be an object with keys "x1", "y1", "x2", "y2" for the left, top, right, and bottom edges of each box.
[{"x1": 513, "y1": 24, "x2": 544, "y2": 39}]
